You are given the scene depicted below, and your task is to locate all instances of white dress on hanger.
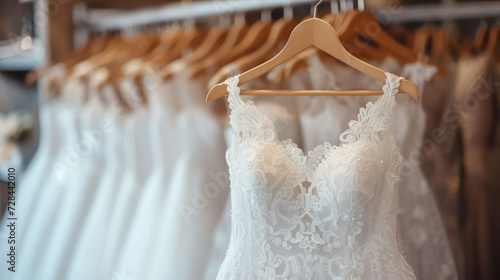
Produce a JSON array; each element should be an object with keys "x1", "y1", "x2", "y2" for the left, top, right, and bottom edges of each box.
[
  {"x1": 395, "y1": 62, "x2": 457, "y2": 280},
  {"x1": 113, "y1": 79, "x2": 181, "y2": 278},
  {"x1": 9, "y1": 66, "x2": 65, "y2": 238},
  {"x1": 0, "y1": 69, "x2": 63, "y2": 279},
  {"x1": 295, "y1": 56, "x2": 457, "y2": 280},
  {"x1": 204, "y1": 76, "x2": 303, "y2": 280},
  {"x1": 14, "y1": 71, "x2": 63, "y2": 223},
  {"x1": 99, "y1": 101, "x2": 153, "y2": 279},
  {"x1": 145, "y1": 74, "x2": 228, "y2": 280},
  {"x1": 36, "y1": 88, "x2": 109, "y2": 280},
  {"x1": 65, "y1": 85, "x2": 126, "y2": 280},
  {"x1": 216, "y1": 73, "x2": 416, "y2": 279},
  {"x1": 14, "y1": 77, "x2": 85, "y2": 280}
]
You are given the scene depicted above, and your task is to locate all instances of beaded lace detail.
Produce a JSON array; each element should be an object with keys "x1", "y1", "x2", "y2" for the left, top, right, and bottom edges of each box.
[{"x1": 217, "y1": 73, "x2": 417, "y2": 280}]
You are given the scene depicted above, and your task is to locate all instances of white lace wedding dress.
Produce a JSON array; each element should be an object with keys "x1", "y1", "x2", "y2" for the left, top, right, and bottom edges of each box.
[
  {"x1": 295, "y1": 56, "x2": 457, "y2": 280},
  {"x1": 216, "y1": 73, "x2": 416, "y2": 279}
]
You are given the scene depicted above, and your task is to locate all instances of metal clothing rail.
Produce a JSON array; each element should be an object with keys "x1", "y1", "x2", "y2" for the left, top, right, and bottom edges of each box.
[
  {"x1": 87, "y1": 0, "x2": 500, "y2": 32},
  {"x1": 87, "y1": 0, "x2": 316, "y2": 32},
  {"x1": 389, "y1": 1, "x2": 500, "y2": 23}
]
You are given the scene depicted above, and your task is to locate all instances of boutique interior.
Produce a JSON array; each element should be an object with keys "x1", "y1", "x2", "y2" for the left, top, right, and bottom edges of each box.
[{"x1": 0, "y1": 0, "x2": 500, "y2": 279}]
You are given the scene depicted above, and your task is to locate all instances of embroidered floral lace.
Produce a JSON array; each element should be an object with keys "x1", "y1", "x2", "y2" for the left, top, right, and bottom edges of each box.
[{"x1": 216, "y1": 73, "x2": 417, "y2": 280}]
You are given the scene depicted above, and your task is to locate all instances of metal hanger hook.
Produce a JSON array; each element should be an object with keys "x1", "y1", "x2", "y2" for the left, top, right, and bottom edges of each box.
[
  {"x1": 358, "y1": 0, "x2": 365, "y2": 11},
  {"x1": 330, "y1": 0, "x2": 339, "y2": 14},
  {"x1": 314, "y1": 0, "x2": 323, "y2": 18},
  {"x1": 284, "y1": 4, "x2": 294, "y2": 20}
]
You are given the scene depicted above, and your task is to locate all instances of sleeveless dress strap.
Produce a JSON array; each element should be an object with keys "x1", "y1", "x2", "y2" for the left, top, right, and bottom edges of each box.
[
  {"x1": 340, "y1": 72, "x2": 403, "y2": 143},
  {"x1": 223, "y1": 75, "x2": 244, "y2": 111},
  {"x1": 223, "y1": 75, "x2": 276, "y2": 141}
]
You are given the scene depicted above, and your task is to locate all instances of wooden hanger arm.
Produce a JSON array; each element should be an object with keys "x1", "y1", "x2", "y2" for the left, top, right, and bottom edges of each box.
[
  {"x1": 207, "y1": 18, "x2": 418, "y2": 102},
  {"x1": 207, "y1": 87, "x2": 415, "y2": 102},
  {"x1": 208, "y1": 19, "x2": 295, "y2": 87},
  {"x1": 487, "y1": 26, "x2": 500, "y2": 57},
  {"x1": 339, "y1": 12, "x2": 444, "y2": 75},
  {"x1": 188, "y1": 24, "x2": 249, "y2": 80}
]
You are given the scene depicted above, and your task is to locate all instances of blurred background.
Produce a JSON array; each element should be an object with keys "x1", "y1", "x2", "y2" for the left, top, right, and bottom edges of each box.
[{"x1": 0, "y1": 0, "x2": 499, "y2": 279}]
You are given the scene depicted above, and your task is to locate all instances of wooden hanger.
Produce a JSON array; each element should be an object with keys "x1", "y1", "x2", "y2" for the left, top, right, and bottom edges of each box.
[
  {"x1": 432, "y1": 27, "x2": 458, "y2": 60},
  {"x1": 208, "y1": 20, "x2": 273, "y2": 72},
  {"x1": 279, "y1": 10, "x2": 385, "y2": 83},
  {"x1": 387, "y1": 25, "x2": 413, "y2": 47},
  {"x1": 141, "y1": 26, "x2": 205, "y2": 74},
  {"x1": 122, "y1": 25, "x2": 184, "y2": 75},
  {"x1": 487, "y1": 24, "x2": 500, "y2": 60},
  {"x1": 338, "y1": 11, "x2": 443, "y2": 74},
  {"x1": 472, "y1": 20, "x2": 488, "y2": 54},
  {"x1": 98, "y1": 33, "x2": 160, "y2": 92},
  {"x1": 413, "y1": 25, "x2": 435, "y2": 55},
  {"x1": 147, "y1": 25, "x2": 184, "y2": 59},
  {"x1": 119, "y1": 26, "x2": 185, "y2": 98},
  {"x1": 33, "y1": 36, "x2": 110, "y2": 96},
  {"x1": 208, "y1": 18, "x2": 297, "y2": 88},
  {"x1": 69, "y1": 35, "x2": 132, "y2": 80},
  {"x1": 273, "y1": 14, "x2": 334, "y2": 84},
  {"x1": 206, "y1": 17, "x2": 418, "y2": 102},
  {"x1": 187, "y1": 21, "x2": 249, "y2": 80},
  {"x1": 25, "y1": 36, "x2": 109, "y2": 85},
  {"x1": 160, "y1": 25, "x2": 228, "y2": 80}
]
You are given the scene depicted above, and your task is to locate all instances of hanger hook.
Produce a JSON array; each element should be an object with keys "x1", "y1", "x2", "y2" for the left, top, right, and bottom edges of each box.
[
  {"x1": 284, "y1": 3, "x2": 293, "y2": 19},
  {"x1": 358, "y1": 0, "x2": 365, "y2": 11},
  {"x1": 261, "y1": 9, "x2": 272, "y2": 22},
  {"x1": 314, "y1": 0, "x2": 323, "y2": 18},
  {"x1": 330, "y1": 0, "x2": 339, "y2": 14},
  {"x1": 339, "y1": 0, "x2": 347, "y2": 12}
]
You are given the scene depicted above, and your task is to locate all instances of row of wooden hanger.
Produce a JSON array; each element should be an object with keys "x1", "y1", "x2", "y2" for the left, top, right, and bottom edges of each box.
[{"x1": 29, "y1": 0, "x2": 500, "y2": 107}]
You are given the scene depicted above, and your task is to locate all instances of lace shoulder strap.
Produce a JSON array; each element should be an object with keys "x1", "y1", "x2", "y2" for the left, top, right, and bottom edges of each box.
[
  {"x1": 340, "y1": 72, "x2": 403, "y2": 143},
  {"x1": 223, "y1": 75, "x2": 276, "y2": 141},
  {"x1": 224, "y1": 75, "x2": 244, "y2": 111}
]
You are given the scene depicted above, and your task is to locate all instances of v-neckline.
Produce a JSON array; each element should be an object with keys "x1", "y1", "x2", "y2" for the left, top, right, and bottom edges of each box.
[{"x1": 227, "y1": 72, "x2": 401, "y2": 173}]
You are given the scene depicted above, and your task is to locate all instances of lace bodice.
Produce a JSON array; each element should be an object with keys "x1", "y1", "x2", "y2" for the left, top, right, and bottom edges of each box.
[{"x1": 216, "y1": 73, "x2": 416, "y2": 279}]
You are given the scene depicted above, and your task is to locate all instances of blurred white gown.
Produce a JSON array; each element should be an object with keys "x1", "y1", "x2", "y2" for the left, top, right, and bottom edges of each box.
[
  {"x1": 145, "y1": 75, "x2": 228, "y2": 280},
  {"x1": 36, "y1": 89, "x2": 108, "y2": 280},
  {"x1": 113, "y1": 79, "x2": 181, "y2": 278},
  {"x1": 0, "y1": 70, "x2": 63, "y2": 279},
  {"x1": 99, "y1": 102, "x2": 153, "y2": 279},
  {"x1": 14, "y1": 78, "x2": 84, "y2": 280},
  {"x1": 65, "y1": 85, "x2": 126, "y2": 280}
]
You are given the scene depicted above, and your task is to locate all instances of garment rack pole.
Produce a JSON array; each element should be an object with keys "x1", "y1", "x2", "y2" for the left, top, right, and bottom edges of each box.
[
  {"x1": 388, "y1": 1, "x2": 500, "y2": 23},
  {"x1": 87, "y1": 0, "x2": 316, "y2": 32},
  {"x1": 87, "y1": 0, "x2": 500, "y2": 32}
]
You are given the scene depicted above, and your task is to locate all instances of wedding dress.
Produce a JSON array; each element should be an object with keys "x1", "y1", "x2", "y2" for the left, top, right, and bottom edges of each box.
[
  {"x1": 11, "y1": 66, "x2": 65, "y2": 240},
  {"x1": 14, "y1": 76, "x2": 85, "y2": 280},
  {"x1": 13, "y1": 100, "x2": 59, "y2": 225},
  {"x1": 0, "y1": 72, "x2": 62, "y2": 279},
  {"x1": 216, "y1": 73, "x2": 416, "y2": 279},
  {"x1": 144, "y1": 74, "x2": 228, "y2": 280},
  {"x1": 113, "y1": 79, "x2": 181, "y2": 278},
  {"x1": 65, "y1": 85, "x2": 126, "y2": 280},
  {"x1": 204, "y1": 78, "x2": 303, "y2": 280},
  {"x1": 36, "y1": 87, "x2": 109, "y2": 280},
  {"x1": 294, "y1": 56, "x2": 457, "y2": 280},
  {"x1": 99, "y1": 103, "x2": 153, "y2": 279}
]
